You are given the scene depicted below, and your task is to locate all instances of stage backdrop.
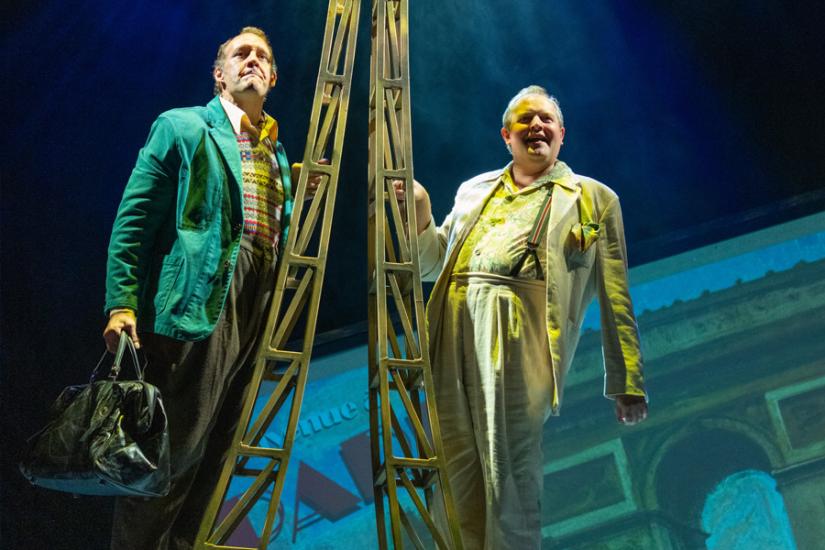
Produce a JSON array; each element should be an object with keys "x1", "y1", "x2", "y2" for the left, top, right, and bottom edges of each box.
[{"x1": 220, "y1": 210, "x2": 825, "y2": 548}]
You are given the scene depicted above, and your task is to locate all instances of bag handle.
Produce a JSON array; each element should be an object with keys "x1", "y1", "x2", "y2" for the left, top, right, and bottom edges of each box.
[
  {"x1": 90, "y1": 332, "x2": 145, "y2": 383},
  {"x1": 111, "y1": 331, "x2": 142, "y2": 380}
]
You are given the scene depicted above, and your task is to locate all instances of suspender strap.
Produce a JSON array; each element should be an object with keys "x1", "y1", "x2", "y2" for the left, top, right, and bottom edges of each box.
[{"x1": 509, "y1": 187, "x2": 553, "y2": 279}]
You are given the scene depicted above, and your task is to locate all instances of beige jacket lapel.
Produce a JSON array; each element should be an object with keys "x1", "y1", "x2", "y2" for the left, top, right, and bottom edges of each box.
[
  {"x1": 542, "y1": 171, "x2": 582, "y2": 412},
  {"x1": 546, "y1": 173, "x2": 581, "y2": 236}
]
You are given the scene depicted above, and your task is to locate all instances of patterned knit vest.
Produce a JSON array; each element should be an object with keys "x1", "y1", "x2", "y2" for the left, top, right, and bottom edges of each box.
[{"x1": 236, "y1": 132, "x2": 284, "y2": 254}]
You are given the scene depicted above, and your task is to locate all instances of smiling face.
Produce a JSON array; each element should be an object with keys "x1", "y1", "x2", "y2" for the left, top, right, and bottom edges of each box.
[
  {"x1": 213, "y1": 32, "x2": 276, "y2": 102},
  {"x1": 501, "y1": 94, "x2": 565, "y2": 173}
]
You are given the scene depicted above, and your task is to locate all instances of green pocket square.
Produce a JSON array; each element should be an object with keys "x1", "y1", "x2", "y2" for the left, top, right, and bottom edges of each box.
[{"x1": 571, "y1": 222, "x2": 601, "y2": 252}]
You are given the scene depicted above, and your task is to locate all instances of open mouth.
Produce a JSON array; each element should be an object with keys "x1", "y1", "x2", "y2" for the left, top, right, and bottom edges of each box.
[{"x1": 525, "y1": 136, "x2": 548, "y2": 148}]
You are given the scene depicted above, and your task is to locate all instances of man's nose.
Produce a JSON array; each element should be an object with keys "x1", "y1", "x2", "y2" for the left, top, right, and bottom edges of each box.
[{"x1": 529, "y1": 115, "x2": 543, "y2": 129}]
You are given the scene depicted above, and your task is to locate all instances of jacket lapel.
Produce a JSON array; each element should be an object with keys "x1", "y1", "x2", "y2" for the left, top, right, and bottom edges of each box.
[
  {"x1": 541, "y1": 169, "x2": 580, "y2": 412},
  {"x1": 546, "y1": 172, "x2": 581, "y2": 236},
  {"x1": 205, "y1": 96, "x2": 243, "y2": 193}
]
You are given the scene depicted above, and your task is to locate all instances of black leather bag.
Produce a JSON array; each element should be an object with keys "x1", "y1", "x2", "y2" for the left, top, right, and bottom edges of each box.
[{"x1": 19, "y1": 332, "x2": 170, "y2": 497}]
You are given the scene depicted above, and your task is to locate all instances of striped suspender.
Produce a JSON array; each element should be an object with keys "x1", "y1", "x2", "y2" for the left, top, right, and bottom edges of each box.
[{"x1": 509, "y1": 187, "x2": 553, "y2": 280}]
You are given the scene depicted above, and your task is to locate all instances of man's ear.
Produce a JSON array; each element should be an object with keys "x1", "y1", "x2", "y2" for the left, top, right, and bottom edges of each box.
[
  {"x1": 500, "y1": 126, "x2": 511, "y2": 147},
  {"x1": 213, "y1": 66, "x2": 224, "y2": 90},
  {"x1": 270, "y1": 72, "x2": 278, "y2": 89}
]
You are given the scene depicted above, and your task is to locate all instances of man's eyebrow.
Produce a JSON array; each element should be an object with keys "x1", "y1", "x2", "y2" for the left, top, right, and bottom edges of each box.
[{"x1": 519, "y1": 108, "x2": 555, "y2": 117}]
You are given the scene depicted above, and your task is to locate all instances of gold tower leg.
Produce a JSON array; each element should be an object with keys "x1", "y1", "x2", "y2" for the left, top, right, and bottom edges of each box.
[
  {"x1": 194, "y1": 1, "x2": 361, "y2": 547},
  {"x1": 367, "y1": 1, "x2": 464, "y2": 548}
]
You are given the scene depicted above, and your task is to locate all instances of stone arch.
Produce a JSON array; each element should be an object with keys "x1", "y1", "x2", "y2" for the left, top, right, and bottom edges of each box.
[{"x1": 641, "y1": 416, "x2": 784, "y2": 518}]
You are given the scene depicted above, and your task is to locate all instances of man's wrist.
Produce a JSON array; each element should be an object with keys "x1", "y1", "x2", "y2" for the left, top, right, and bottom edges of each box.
[{"x1": 109, "y1": 308, "x2": 135, "y2": 318}]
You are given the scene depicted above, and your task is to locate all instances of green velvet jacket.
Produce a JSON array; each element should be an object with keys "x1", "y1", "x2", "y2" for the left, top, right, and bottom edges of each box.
[{"x1": 105, "y1": 96, "x2": 293, "y2": 340}]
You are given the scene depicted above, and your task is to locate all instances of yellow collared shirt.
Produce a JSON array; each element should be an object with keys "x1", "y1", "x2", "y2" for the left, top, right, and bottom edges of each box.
[{"x1": 453, "y1": 162, "x2": 568, "y2": 279}]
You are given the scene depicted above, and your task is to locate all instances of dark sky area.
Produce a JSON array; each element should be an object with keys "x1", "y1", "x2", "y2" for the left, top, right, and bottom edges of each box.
[{"x1": 2, "y1": 1, "x2": 824, "y2": 547}]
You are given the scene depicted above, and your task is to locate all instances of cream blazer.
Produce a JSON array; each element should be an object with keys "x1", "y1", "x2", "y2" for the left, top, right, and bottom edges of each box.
[{"x1": 418, "y1": 162, "x2": 646, "y2": 414}]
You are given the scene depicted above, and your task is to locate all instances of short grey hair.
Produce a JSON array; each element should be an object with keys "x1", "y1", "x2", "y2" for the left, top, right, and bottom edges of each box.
[{"x1": 501, "y1": 85, "x2": 564, "y2": 129}]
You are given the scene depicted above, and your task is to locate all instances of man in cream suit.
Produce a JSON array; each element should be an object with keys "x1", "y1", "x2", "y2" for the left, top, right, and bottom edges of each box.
[{"x1": 400, "y1": 85, "x2": 648, "y2": 549}]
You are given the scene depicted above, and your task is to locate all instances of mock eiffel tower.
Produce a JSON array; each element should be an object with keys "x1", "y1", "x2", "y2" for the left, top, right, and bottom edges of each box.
[{"x1": 194, "y1": 1, "x2": 463, "y2": 548}]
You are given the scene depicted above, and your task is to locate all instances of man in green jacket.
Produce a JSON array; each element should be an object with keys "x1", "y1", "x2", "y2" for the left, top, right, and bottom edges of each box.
[{"x1": 103, "y1": 27, "x2": 293, "y2": 549}]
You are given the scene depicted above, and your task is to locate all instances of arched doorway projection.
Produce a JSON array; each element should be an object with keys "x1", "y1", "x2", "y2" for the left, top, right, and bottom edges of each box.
[
  {"x1": 702, "y1": 470, "x2": 797, "y2": 550},
  {"x1": 654, "y1": 427, "x2": 774, "y2": 534}
]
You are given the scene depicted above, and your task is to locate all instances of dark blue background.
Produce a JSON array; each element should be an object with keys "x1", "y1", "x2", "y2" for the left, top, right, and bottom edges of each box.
[{"x1": 2, "y1": 1, "x2": 824, "y2": 547}]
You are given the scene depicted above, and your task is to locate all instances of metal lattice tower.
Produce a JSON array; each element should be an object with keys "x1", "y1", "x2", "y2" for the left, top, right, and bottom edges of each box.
[
  {"x1": 194, "y1": 1, "x2": 463, "y2": 547},
  {"x1": 195, "y1": 1, "x2": 360, "y2": 547},
  {"x1": 367, "y1": 1, "x2": 463, "y2": 548}
]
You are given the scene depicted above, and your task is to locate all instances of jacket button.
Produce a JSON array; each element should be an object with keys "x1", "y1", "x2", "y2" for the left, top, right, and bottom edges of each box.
[{"x1": 224, "y1": 260, "x2": 231, "y2": 268}]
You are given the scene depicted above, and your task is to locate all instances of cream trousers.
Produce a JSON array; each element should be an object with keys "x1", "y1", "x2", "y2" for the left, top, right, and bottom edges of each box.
[{"x1": 431, "y1": 273, "x2": 554, "y2": 550}]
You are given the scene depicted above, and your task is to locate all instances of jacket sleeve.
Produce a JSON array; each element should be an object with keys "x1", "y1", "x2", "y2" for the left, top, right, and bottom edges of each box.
[
  {"x1": 104, "y1": 115, "x2": 180, "y2": 315},
  {"x1": 418, "y1": 212, "x2": 451, "y2": 282},
  {"x1": 595, "y1": 195, "x2": 646, "y2": 399}
]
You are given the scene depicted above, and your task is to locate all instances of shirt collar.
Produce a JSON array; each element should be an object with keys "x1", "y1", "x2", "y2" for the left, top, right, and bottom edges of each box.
[
  {"x1": 501, "y1": 160, "x2": 573, "y2": 192},
  {"x1": 219, "y1": 96, "x2": 279, "y2": 141}
]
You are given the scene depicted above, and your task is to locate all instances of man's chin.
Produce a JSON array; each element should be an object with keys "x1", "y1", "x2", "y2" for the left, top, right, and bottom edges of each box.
[
  {"x1": 526, "y1": 143, "x2": 550, "y2": 155},
  {"x1": 235, "y1": 84, "x2": 268, "y2": 99},
  {"x1": 522, "y1": 149, "x2": 552, "y2": 162},
  {"x1": 514, "y1": 153, "x2": 555, "y2": 171}
]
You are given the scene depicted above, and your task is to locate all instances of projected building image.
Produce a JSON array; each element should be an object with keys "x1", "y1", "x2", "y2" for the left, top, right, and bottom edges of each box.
[{"x1": 221, "y1": 212, "x2": 825, "y2": 549}]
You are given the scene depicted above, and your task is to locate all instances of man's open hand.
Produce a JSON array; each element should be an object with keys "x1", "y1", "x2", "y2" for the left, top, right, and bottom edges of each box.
[{"x1": 293, "y1": 159, "x2": 331, "y2": 199}]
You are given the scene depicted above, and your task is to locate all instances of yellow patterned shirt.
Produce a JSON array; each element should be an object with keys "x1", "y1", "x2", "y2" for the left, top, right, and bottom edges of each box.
[{"x1": 453, "y1": 162, "x2": 567, "y2": 279}]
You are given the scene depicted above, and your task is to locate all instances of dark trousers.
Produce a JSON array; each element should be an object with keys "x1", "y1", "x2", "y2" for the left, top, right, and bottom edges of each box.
[{"x1": 111, "y1": 240, "x2": 277, "y2": 550}]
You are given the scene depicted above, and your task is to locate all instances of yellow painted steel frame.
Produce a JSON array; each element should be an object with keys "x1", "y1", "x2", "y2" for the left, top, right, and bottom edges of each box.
[
  {"x1": 367, "y1": 1, "x2": 463, "y2": 548},
  {"x1": 194, "y1": 1, "x2": 360, "y2": 548}
]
